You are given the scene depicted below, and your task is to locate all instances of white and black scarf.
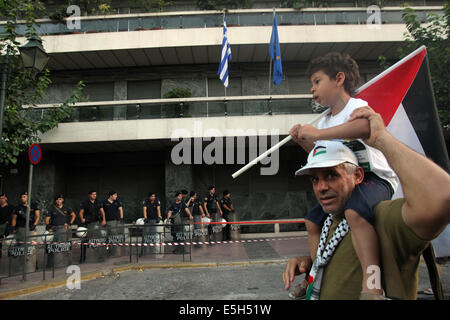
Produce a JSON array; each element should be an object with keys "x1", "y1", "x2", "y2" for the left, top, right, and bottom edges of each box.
[{"x1": 306, "y1": 214, "x2": 349, "y2": 300}]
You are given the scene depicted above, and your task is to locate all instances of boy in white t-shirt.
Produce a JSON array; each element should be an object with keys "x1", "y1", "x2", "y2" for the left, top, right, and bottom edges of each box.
[{"x1": 289, "y1": 52, "x2": 399, "y2": 299}]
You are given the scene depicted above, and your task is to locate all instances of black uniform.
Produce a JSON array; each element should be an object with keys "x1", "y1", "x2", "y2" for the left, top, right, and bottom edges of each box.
[
  {"x1": 79, "y1": 199, "x2": 102, "y2": 225},
  {"x1": 220, "y1": 197, "x2": 233, "y2": 219},
  {"x1": 188, "y1": 198, "x2": 202, "y2": 216},
  {"x1": 0, "y1": 204, "x2": 14, "y2": 226},
  {"x1": 168, "y1": 201, "x2": 188, "y2": 219},
  {"x1": 220, "y1": 197, "x2": 233, "y2": 240},
  {"x1": 142, "y1": 198, "x2": 161, "y2": 220},
  {"x1": 102, "y1": 199, "x2": 123, "y2": 221},
  {"x1": 14, "y1": 202, "x2": 39, "y2": 230},
  {"x1": 204, "y1": 193, "x2": 218, "y2": 215},
  {"x1": 46, "y1": 205, "x2": 73, "y2": 227}
]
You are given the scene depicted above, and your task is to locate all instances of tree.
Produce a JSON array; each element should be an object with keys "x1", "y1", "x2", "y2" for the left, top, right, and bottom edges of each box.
[
  {"x1": 0, "y1": 0, "x2": 84, "y2": 166},
  {"x1": 400, "y1": 3, "x2": 449, "y2": 131}
]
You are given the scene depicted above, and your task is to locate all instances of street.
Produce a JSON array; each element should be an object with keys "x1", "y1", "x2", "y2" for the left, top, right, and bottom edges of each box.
[{"x1": 15, "y1": 260, "x2": 450, "y2": 300}]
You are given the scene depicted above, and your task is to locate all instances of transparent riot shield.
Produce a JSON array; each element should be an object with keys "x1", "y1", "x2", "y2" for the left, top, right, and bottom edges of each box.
[{"x1": 106, "y1": 220, "x2": 126, "y2": 257}]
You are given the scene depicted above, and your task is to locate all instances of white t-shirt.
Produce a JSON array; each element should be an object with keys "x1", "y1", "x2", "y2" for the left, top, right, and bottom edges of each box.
[{"x1": 316, "y1": 97, "x2": 399, "y2": 193}]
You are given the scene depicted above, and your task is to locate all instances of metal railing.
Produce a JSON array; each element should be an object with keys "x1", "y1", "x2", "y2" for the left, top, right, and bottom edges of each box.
[
  {"x1": 0, "y1": 7, "x2": 443, "y2": 36},
  {"x1": 27, "y1": 94, "x2": 316, "y2": 122},
  {"x1": 0, "y1": 222, "x2": 196, "y2": 283}
]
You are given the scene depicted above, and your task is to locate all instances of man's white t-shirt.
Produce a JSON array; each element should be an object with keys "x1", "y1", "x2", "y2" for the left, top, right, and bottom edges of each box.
[{"x1": 316, "y1": 97, "x2": 399, "y2": 193}]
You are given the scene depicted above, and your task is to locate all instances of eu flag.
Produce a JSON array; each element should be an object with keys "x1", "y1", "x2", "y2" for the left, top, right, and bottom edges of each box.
[{"x1": 269, "y1": 12, "x2": 283, "y2": 86}]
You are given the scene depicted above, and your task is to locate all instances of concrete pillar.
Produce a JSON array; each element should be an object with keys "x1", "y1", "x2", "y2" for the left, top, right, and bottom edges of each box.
[
  {"x1": 164, "y1": 148, "x2": 194, "y2": 210},
  {"x1": 113, "y1": 80, "x2": 127, "y2": 120},
  {"x1": 31, "y1": 151, "x2": 63, "y2": 214}
]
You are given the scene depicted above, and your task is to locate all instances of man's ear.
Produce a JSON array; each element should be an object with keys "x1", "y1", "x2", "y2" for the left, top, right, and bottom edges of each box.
[
  {"x1": 354, "y1": 166, "x2": 365, "y2": 184},
  {"x1": 335, "y1": 72, "x2": 346, "y2": 87}
]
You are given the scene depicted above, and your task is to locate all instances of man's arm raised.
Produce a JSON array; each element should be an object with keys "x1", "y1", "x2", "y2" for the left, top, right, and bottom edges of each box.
[{"x1": 349, "y1": 107, "x2": 450, "y2": 241}]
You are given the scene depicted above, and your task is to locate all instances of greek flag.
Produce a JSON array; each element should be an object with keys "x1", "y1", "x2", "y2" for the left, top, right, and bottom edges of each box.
[{"x1": 218, "y1": 19, "x2": 232, "y2": 89}]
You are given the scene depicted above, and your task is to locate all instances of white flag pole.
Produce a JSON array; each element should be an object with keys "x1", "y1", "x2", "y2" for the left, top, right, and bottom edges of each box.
[{"x1": 231, "y1": 108, "x2": 329, "y2": 179}]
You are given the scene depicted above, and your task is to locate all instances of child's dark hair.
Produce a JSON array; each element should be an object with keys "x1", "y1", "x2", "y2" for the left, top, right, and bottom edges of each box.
[{"x1": 307, "y1": 52, "x2": 360, "y2": 96}]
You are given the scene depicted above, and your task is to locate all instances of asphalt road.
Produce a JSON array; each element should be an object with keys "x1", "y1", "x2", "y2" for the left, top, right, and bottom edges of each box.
[{"x1": 15, "y1": 260, "x2": 450, "y2": 300}]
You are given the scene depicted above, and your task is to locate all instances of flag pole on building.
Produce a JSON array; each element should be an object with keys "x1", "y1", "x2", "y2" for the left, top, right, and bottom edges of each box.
[
  {"x1": 269, "y1": 9, "x2": 283, "y2": 90},
  {"x1": 218, "y1": 11, "x2": 232, "y2": 115},
  {"x1": 268, "y1": 8, "x2": 275, "y2": 96}
]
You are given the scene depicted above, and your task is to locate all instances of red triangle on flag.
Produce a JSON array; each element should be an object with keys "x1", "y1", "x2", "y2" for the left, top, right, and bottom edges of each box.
[{"x1": 355, "y1": 47, "x2": 427, "y2": 126}]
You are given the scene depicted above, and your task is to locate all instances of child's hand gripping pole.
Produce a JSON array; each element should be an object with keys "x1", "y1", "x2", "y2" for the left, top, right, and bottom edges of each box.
[{"x1": 231, "y1": 108, "x2": 329, "y2": 179}]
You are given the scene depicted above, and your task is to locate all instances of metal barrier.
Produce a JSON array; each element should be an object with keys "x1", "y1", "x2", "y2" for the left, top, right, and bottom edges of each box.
[
  {"x1": 0, "y1": 218, "x2": 305, "y2": 284},
  {"x1": 0, "y1": 221, "x2": 197, "y2": 284}
]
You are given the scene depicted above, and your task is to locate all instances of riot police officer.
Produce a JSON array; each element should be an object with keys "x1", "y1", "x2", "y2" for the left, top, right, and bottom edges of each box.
[
  {"x1": 187, "y1": 191, "x2": 206, "y2": 243},
  {"x1": 143, "y1": 192, "x2": 162, "y2": 222},
  {"x1": 0, "y1": 193, "x2": 14, "y2": 258},
  {"x1": 45, "y1": 194, "x2": 76, "y2": 231},
  {"x1": 203, "y1": 186, "x2": 223, "y2": 240},
  {"x1": 166, "y1": 191, "x2": 193, "y2": 254},
  {"x1": 11, "y1": 192, "x2": 40, "y2": 234},
  {"x1": 203, "y1": 186, "x2": 222, "y2": 219},
  {"x1": 79, "y1": 190, "x2": 105, "y2": 227},
  {"x1": 220, "y1": 190, "x2": 235, "y2": 240},
  {"x1": 44, "y1": 194, "x2": 75, "y2": 267},
  {"x1": 100, "y1": 191, "x2": 123, "y2": 224},
  {"x1": 78, "y1": 190, "x2": 105, "y2": 263}
]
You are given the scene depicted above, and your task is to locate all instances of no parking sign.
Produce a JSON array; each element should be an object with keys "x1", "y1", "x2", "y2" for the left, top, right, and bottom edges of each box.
[{"x1": 28, "y1": 144, "x2": 42, "y2": 165}]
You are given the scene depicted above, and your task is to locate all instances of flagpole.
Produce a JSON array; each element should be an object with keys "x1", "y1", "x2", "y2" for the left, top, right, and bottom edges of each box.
[
  {"x1": 231, "y1": 108, "x2": 329, "y2": 179},
  {"x1": 268, "y1": 8, "x2": 275, "y2": 96},
  {"x1": 224, "y1": 85, "x2": 228, "y2": 116}
]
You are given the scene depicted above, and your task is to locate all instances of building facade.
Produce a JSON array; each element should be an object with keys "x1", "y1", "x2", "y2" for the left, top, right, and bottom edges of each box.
[{"x1": 0, "y1": 0, "x2": 445, "y2": 230}]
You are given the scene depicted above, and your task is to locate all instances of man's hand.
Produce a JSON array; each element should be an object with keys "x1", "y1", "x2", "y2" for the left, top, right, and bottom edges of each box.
[
  {"x1": 348, "y1": 106, "x2": 389, "y2": 149},
  {"x1": 282, "y1": 256, "x2": 312, "y2": 291},
  {"x1": 101, "y1": 220, "x2": 106, "y2": 227}
]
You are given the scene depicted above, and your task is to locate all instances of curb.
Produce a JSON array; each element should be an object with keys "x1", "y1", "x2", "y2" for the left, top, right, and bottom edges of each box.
[{"x1": 0, "y1": 258, "x2": 288, "y2": 300}]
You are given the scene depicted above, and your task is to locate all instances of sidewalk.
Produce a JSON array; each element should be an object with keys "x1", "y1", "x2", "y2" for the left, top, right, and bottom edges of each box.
[{"x1": 0, "y1": 235, "x2": 309, "y2": 299}]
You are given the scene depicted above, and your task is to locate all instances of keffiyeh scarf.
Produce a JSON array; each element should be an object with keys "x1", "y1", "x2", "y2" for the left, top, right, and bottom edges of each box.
[{"x1": 306, "y1": 215, "x2": 349, "y2": 300}]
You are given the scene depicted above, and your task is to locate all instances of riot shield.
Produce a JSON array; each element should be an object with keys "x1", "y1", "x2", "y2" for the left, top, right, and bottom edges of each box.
[
  {"x1": 45, "y1": 225, "x2": 72, "y2": 269},
  {"x1": 7, "y1": 228, "x2": 37, "y2": 275},
  {"x1": 211, "y1": 211, "x2": 223, "y2": 242},
  {"x1": 106, "y1": 220, "x2": 126, "y2": 257},
  {"x1": 82, "y1": 224, "x2": 107, "y2": 263}
]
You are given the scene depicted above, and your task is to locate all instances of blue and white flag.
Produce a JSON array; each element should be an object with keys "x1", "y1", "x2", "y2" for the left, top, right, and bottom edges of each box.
[
  {"x1": 218, "y1": 18, "x2": 232, "y2": 89},
  {"x1": 269, "y1": 11, "x2": 283, "y2": 86}
]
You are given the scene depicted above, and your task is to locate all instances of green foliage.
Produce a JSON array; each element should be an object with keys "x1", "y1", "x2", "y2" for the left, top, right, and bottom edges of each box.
[
  {"x1": 281, "y1": 1, "x2": 385, "y2": 9},
  {"x1": 163, "y1": 87, "x2": 192, "y2": 99},
  {"x1": 196, "y1": 0, "x2": 253, "y2": 10},
  {"x1": 0, "y1": 0, "x2": 85, "y2": 166},
  {"x1": 399, "y1": 3, "x2": 450, "y2": 130},
  {"x1": 134, "y1": 0, "x2": 173, "y2": 12}
]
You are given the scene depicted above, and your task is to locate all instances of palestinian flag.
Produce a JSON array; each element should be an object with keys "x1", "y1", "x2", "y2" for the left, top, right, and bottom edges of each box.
[
  {"x1": 355, "y1": 45, "x2": 449, "y2": 181},
  {"x1": 355, "y1": 45, "x2": 450, "y2": 256}
]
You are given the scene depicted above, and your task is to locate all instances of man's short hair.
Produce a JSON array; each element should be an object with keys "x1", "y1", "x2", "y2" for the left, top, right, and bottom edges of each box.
[
  {"x1": 189, "y1": 191, "x2": 196, "y2": 197},
  {"x1": 223, "y1": 190, "x2": 230, "y2": 196},
  {"x1": 148, "y1": 192, "x2": 155, "y2": 197},
  {"x1": 307, "y1": 52, "x2": 360, "y2": 96},
  {"x1": 108, "y1": 191, "x2": 117, "y2": 197},
  {"x1": 174, "y1": 191, "x2": 182, "y2": 197},
  {"x1": 88, "y1": 190, "x2": 96, "y2": 195},
  {"x1": 181, "y1": 189, "x2": 188, "y2": 195},
  {"x1": 54, "y1": 194, "x2": 64, "y2": 201},
  {"x1": 208, "y1": 186, "x2": 215, "y2": 191},
  {"x1": 20, "y1": 192, "x2": 28, "y2": 197}
]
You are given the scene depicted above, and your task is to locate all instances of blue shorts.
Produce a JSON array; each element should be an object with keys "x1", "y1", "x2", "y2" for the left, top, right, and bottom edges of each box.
[{"x1": 305, "y1": 173, "x2": 394, "y2": 226}]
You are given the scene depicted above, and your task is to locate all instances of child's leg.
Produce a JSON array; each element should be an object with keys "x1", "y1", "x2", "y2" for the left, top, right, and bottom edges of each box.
[{"x1": 345, "y1": 209, "x2": 383, "y2": 295}]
